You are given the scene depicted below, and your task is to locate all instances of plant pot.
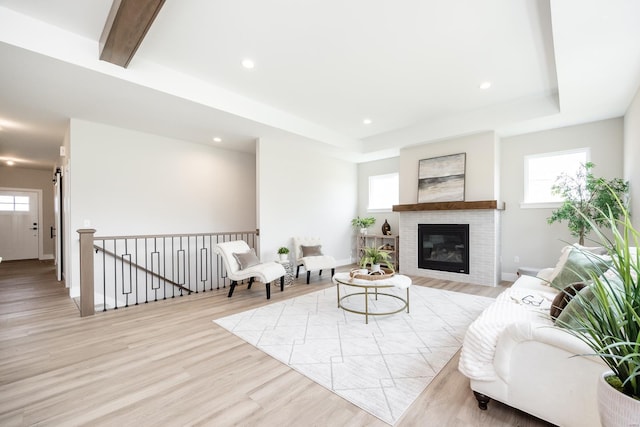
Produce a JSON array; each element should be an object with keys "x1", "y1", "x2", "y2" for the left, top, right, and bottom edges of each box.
[
  {"x1": 360, "y1": 227, "x2": 367, "y2": 235},
  {"x1": 597, "y1": 371, "x2": 640, "y2": 426},
  {"x1": 278, "y1": 253, "x2": 288, "y2": 262},
  {"x1": 370, "y1": 263, "x2": 381, "y2": 273}
]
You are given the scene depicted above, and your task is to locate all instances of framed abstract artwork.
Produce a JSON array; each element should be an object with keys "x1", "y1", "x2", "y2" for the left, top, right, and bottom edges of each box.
[{"x1": 417, "y1": 153, "x2": 466, "y2": 203}]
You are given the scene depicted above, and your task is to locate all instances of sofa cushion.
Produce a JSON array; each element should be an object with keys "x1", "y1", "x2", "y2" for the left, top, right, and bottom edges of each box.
[
  {"x1": 555, "y1": 285, "x2": 598, "y2": 328},
  {"x1": 556, "y1": 268, "x2": 625, "y2": 328},
  {"x1": 549, "y1": 246, "x2": 610, "y2": 290},
  {"x1": 550, "y1": 283, "x2": 587, "y2": 321},
  {"x1": 232, "y1": 249, "x2": 260, "y2": 270},
  {"x1": 301, "y1": 245, "x2": 323, "y2": 257}
]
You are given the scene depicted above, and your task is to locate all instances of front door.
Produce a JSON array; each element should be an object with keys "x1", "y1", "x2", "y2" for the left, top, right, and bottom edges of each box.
[{"x1": 0, "y1": 190, "x2": 39, "y2": 260}]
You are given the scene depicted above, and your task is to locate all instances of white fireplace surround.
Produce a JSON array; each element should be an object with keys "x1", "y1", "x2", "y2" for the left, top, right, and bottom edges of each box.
[{"x1": 398, "y1": 208, "x2": 501, "y2": 286}]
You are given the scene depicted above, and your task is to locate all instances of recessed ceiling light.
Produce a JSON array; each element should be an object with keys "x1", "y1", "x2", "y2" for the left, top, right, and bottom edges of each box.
[
  {"x1": 363, "y1": 118, "x2": 372, "y2": 125},
  {"x1": 6, "y1": 160, "x2": 15, "y2": 166},
  {"x1": 479, "y1": 81, "x2": 492, "y2": 90},
  {"x1": 213, "y1": 137, "x2": 222, "y2": 143},
  {"x1": 241, "y1": 59, "x2": 255, "y2": 69}
]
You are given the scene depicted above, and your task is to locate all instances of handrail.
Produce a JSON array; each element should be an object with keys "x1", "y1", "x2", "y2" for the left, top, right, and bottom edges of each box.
[
  {"x1": 94, "y1": 244, "x2": 191, "y2": 294},
  {"x1": 94, "y1": 230, "x2": 258, "y2": 240}
]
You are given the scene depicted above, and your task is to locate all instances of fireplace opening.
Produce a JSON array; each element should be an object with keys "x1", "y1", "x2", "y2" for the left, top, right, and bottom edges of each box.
[{"x1": 418, "y1": 224, "x2": 469, "y2": 274}]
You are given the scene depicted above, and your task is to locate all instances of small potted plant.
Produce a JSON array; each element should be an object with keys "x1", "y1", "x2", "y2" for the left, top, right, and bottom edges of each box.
[
  {"x1": 360, "y1": 246, "x2": 394, "y2": 273},
  {"x1": 351, "y1": 216, "x2": 376, "y2": 234},
  {"x1": 277, "y1": 246, "x2": 290, "y2": 262}
]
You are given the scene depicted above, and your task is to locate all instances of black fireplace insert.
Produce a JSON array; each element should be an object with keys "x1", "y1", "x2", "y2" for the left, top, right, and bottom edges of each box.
[{"x1": 418, "y1": 223, "x2": 469, "y2": 274}]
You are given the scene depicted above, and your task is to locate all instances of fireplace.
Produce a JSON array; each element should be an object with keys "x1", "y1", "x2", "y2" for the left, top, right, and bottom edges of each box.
[{"x1": 418, "y1": 224, "x2": 469, "y2": 274}]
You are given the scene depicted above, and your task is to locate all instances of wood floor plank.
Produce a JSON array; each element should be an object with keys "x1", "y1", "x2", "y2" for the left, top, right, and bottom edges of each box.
[{"x1": 0, "y1": 260, "x2": 553, "y2": 426}]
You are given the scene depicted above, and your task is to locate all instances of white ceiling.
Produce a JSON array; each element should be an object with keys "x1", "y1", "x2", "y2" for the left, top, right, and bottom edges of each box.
[{"x1": 0, "y1": 0, "x2": 639, "y2": 170}]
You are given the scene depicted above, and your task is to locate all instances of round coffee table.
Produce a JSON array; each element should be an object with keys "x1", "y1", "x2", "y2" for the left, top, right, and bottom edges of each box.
[{"x1": 332, "y1": 272, "x2": 411, "y2": 324}]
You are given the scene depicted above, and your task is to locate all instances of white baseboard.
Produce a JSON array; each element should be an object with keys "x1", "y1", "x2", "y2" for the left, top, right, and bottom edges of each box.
[{"x1": 40, "y1": 254, "x2": 54, "y2": 260}]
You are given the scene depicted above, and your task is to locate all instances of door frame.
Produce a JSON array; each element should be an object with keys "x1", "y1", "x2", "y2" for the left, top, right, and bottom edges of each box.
[{"x1": 0, "y1": 187, "x2": 44, "y2": 260}]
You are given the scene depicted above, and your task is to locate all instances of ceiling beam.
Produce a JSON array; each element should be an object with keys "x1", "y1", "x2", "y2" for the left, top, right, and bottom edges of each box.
[{"x1": 99, "y1": 0, "x2": 165, "y2": 68}]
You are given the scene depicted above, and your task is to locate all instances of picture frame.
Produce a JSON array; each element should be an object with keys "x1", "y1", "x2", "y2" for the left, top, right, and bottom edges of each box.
[{"x1": 417, "y1": 153, "x2": 466, "y2": 203}]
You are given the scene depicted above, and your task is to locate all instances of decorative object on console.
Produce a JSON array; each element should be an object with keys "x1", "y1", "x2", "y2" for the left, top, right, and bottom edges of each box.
[
  {"x1": 349, "y1": 267, "x2": 395, "y2": 280},
  {"x1": 418, "y1": 152, "x2": 466, "y2": 203},
  {"x1": 547, "y1": 162, "x2": 628, "y2": 245},
  {"x1": 351, "y1": 216, "x2": 376, "y2": 234},
  {"x1": 381, "y1": 219, "x2": 391, "y2": 235}
]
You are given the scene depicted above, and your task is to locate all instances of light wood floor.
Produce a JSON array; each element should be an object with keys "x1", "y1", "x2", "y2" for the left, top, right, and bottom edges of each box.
[{"x1": 0, "y1": 260, "x2": 553, "y2": 426}]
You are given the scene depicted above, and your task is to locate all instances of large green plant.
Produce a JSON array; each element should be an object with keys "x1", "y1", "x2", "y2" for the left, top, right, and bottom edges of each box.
[
  {"x1": 556, "y1": 192, "x2": 640, "y2": 399},
  {"x1": 548, "y1": 162, "x2": 628, "y2": 245}
]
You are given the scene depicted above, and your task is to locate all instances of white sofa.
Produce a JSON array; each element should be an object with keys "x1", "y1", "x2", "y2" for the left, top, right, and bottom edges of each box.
[{"x1": 459, "y1": 258, "x2": 607, "y2": 426}]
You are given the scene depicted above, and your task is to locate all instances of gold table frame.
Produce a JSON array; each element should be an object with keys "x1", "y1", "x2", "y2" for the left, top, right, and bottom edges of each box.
[{"x1": 334, "y1": 276, "x2": 410, "y2": 324}]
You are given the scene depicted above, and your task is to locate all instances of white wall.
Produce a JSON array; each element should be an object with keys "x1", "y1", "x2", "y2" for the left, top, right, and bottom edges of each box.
[
  {"x1": 66, "y1": 119, "x2": 256, "y2": 296},
  {"x1": 500, "y1": 118, "x2": 624, "y2": 275},
  {"x1": 624, "y1": 86, "x2": 640, "y2": 230},
  {"x1": 257, "y1": 137, "x2": 357, "y2": 266},
  {"x1": 399, "y1": 132, "x2": 499, "y2": 203}
]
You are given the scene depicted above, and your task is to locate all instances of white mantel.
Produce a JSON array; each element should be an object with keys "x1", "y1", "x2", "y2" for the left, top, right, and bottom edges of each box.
[{"x1": 394, "y1": 201, "x2": 503, "y2": 286}]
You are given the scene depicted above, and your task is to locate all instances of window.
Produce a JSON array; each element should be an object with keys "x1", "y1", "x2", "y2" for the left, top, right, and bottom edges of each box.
[
  {"x1": 0, "y1": 195, "x2": 30, "y2": 212},
  {"x1": 368, "y1": 173, "x2": 399, "y2": 211},
  {"x1": 523, "y1": 148, "x2": 589, "y2": 206}
]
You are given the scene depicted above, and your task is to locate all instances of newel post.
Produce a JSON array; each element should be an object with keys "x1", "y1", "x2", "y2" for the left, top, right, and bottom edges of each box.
[{"x1": 78, "y1": 228, "x2": 96, "y2": 317}]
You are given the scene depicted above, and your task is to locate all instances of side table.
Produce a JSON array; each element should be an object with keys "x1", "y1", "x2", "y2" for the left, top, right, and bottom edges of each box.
[{"x1": 276, "y1": 259, "x2": 295, "y2": 286}]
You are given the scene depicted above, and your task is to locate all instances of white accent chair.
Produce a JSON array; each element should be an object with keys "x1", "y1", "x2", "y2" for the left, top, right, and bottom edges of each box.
[
  {"x1": 214, "y1": 240, "x2": 286, "y2": 299},
  {"x1": 293, "y1": 237, "x2": 336, "y2": 284}
]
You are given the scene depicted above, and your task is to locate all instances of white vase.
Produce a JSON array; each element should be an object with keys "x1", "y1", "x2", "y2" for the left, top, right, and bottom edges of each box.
[
  {"x1": 597, "y1": 371, "x2": 640, "y2": 427},
  {"x1": 371, "y1": 263, "x2": 381, "y2": 273},
  {"x1": 278, "y1": 253, "x2": 288, "y2": 262},
  {"x1": 360, "y1": 227, "x2": 367, "y2": 235}
]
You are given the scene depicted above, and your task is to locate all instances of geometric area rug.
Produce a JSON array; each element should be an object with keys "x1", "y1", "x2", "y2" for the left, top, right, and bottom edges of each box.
[{"x1": 214, "y1": 285, "x2": 494, "y2": 425}]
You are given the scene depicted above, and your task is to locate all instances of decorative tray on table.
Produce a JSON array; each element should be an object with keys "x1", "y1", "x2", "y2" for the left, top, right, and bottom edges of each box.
[{"x1": 349, "y1": 267, "x2": 395, "y2": 281}]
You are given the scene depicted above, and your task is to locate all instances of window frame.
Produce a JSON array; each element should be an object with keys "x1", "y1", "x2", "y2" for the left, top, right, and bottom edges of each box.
[
  {"x1": 0, "y1": 195, "x2": 31, "y2": 212},
  {"x1": 367, "y1": 172, "x2": 399, "y2": 213},
  {"x1": 521, "y1": 148, "x2": 590, "y2": 209}
]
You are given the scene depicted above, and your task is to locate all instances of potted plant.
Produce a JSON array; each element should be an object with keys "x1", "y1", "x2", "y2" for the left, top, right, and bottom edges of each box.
[
  {"x1": 351, "y1": 216, "x2": 376, "y2": 234},
  {"x1": 547, "y1": 162, "x2": 628, "y2": 245},
  {"x1": 360, "y1": 246, "x2": 394, "y2": 273},
  {"x1": 555, "y1": 191, "x2": 639, "y2": 425},
  {"x1": 277, "y1": 246, "x2": 290, "y2": 262}
]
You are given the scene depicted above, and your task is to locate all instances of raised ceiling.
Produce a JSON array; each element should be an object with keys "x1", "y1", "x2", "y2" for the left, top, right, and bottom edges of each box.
[{"x1": 0, "y1": 0, "x2": 639, "y2": 169}]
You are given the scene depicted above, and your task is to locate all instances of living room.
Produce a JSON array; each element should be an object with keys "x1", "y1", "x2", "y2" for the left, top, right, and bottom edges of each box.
[{"x1": 1, "y1": 1, "x2": 640, "y2": 425}]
